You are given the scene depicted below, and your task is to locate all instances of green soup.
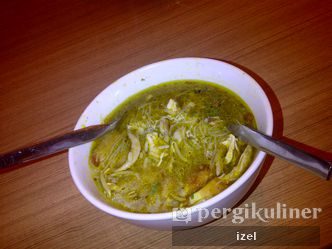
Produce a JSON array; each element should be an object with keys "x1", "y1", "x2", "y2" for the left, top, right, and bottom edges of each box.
[{"x1": 89, "y1": 80, "x2": 256, "y2": 213}]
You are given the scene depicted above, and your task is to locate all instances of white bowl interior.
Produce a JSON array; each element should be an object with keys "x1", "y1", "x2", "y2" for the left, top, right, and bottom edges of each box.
[{"x1": 68, "y1": 58, "x2": 273, "y2": 221}]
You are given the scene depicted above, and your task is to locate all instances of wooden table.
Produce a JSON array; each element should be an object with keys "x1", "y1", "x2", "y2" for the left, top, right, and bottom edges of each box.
[{"x1": 0, "y1": 1, "x2": 331, "y2": 248}]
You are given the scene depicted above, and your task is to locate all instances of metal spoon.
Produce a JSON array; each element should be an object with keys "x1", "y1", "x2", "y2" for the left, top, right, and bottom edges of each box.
[
  {"x1": 0, "y1": 119, "x2": 119, "y2": 170},
  {"x1": 228, "y1": 124, "x2": 332, "y2": 180}
]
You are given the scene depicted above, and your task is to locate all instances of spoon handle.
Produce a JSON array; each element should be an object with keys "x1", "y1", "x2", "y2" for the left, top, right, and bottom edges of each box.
[
  {"x1": 228, "y1": 124, "x2": 332, "y2": 180},
  {"x1": 0, "y1": 124, "x2": 111, "y2": 170}
]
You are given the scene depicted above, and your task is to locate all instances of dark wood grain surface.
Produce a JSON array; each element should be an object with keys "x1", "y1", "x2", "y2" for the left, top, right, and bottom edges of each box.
[{"x1": 0, "y1": 1, "x2": 331, "y2": 248}]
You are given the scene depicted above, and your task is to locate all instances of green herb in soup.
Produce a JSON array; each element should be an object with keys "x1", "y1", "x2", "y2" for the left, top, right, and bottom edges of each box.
[{"x1": 89, "y1": 80, "x2": 256, "y2": 213}]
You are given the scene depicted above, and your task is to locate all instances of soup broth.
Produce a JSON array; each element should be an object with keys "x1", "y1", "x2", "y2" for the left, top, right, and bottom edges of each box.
[{"x1": 89, "y1": 80, "x2": 256, "y2": 213}]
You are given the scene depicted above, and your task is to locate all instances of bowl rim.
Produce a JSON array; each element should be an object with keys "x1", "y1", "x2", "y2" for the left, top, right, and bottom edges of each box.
[{"x1": 68, "y1": 57, "x2": 273, "y2": 221}]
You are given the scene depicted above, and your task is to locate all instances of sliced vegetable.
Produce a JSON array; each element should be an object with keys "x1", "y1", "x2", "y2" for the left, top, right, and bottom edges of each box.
[
  {"x1": 219, "y1": 145, "x2": 254, "y2": 183},
  {"x1": 222, "y1": 134, "x2": 241, "y2": 166},
  {"x1": 166, "y1": 99, "x2": 179, "y2": 115},
  {"x1": 146, "y1": 132, "x2": 168, "y2": 159},
  {"x1": 116, "y1": 132, "x2": 141, "y2": 171},
  {"x1": 189, "y1": 177, "x2": 228, "y2": 205}
]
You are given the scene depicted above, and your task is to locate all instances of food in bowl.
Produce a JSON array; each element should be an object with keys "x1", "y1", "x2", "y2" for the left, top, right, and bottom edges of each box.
[
  {"x1": 89, "y1": 80, "x2": 256, "y2": 213},
  {"x1": 69, "y1": 57, "x2": 273, "y2": 229}
]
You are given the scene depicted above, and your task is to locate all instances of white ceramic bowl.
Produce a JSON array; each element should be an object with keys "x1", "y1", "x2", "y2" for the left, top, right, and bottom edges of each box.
[{"x1": 68, "y1": 58, "x2": 273, "y2": 230}]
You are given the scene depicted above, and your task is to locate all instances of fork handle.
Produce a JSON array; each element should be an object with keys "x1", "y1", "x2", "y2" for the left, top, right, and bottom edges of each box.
[
  {"x1": 0, "y1": 124, "x2": 109, "y2": 170},
  {"x1": 228, "y1": 124, "x2": 332, "y2": 180}
]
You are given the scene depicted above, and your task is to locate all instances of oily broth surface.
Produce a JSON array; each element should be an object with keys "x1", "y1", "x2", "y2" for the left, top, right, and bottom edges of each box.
[{"x1": 89, "y1": 80, "x2": 256, "y2": 213}]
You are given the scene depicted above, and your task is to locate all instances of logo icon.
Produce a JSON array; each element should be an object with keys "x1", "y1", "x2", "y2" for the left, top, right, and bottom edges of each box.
[{"x1": 172, "y1": 208, "x2": 192, "y2": 223}]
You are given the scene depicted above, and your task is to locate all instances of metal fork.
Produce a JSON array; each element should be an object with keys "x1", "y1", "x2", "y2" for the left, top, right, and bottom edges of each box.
[{"x1": 0, "y1": 119, "x2": 119, "y2": 170}]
